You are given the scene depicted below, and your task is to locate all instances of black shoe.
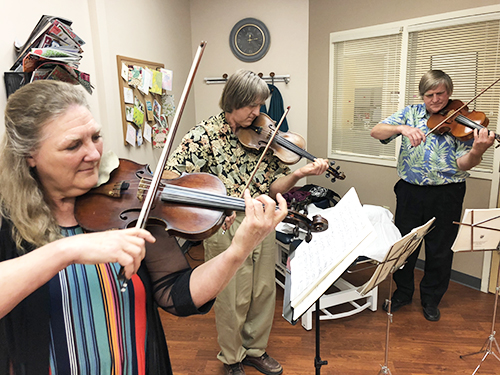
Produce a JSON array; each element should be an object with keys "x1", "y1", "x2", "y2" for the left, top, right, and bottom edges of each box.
[
  {"x1": 422, "y1": 304, "x2": 440, "y2": 321},
  {"x1": 382, "y1": 298, "x2": 412, "y2": 313},
  {"x1": 242, "y1": 353, "x2": 283, "y2": 375},
  {"x1": 224, "y1": 362, "x2": 245, "y2": 375}
]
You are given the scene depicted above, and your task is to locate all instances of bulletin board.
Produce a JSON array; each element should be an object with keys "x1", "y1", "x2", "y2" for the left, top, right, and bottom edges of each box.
[{"x1": 116, "y1": 55, "x2": 173, "y2": 146}]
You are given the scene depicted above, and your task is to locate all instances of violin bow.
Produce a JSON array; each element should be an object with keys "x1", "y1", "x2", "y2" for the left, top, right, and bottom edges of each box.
[
  {"x1": 221, "y1": 108, "x2": 289, "y2": 234},
  {"x1": 120, "y1": 41, "x2": 207, "y2": 291},
  {"x1": 428, "y1": 76, "x2": 500, "y2": 135},
  {"x1": 239, "y1": 106, "x2": 291, "y2": 197}
]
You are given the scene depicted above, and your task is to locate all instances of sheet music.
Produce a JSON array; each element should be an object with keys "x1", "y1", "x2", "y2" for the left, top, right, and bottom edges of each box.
[
  {"x1": 289, "y1": 187, "x2": 374, "y2": 310},
  {"x1": 452, "y1": 208, "x2": 500, "y2": 252}
]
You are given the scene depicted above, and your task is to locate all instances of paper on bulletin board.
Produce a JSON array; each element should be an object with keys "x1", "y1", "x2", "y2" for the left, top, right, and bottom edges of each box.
[
  {"x1": 124, "y1": 87, "x2": 133, "y2": 104},
  {"x1": 126, "y1": 123, "x2": 136, "y2": 146},
  {"x1": 143, "y1": 122, "x2": 152, "y2": 143},
  {"x1": 160, "y1": 68, "x2": 173, "y2": 91}
]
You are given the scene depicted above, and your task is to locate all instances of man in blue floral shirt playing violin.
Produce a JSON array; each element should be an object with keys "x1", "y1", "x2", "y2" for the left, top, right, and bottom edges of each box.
[{"x1": 371, "y1": 70, "x2": 495, "y2": 321}]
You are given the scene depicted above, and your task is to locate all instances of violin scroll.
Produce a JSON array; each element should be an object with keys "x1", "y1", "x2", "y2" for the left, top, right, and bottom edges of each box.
[
  {"x1": 282, "y1": 196, "x2": 329, "y2": 243},
  {"x1": 282, "y1": 211, "x2": 328, "y2": 243},
  {"x1": 325, "y1": 160, "x2": 345, "y2": 183}
]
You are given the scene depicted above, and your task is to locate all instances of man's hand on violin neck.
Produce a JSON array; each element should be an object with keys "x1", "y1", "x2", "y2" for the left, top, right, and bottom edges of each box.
[
  {"x1": 473, "y1": 128, "x2": 495, "y2": 152},
  {"x1": 297, "y1": 158, "x2": 329, "y2": 178}
]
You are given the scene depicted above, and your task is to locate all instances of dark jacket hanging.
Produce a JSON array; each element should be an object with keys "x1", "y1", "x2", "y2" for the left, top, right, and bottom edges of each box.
[{"x1": 260, "y1": 84, "x2": 289, "y2": 132}]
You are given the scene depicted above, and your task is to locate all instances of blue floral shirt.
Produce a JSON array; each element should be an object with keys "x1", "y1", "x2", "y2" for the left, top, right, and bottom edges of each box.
[{"x1": 380, "y1": 104, "x2": 472, "y2": 186}]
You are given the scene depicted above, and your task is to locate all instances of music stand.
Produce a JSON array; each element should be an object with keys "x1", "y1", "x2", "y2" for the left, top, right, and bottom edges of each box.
[
  {"x1": 281, "y1": 248, "x2": 329, "y2": 374},
  {"x1": 452, "y1": 209, "x2": 500, "y2": 375},
  {"x1": 357, "y1": 218, "x2": 435, "y2": 375}
]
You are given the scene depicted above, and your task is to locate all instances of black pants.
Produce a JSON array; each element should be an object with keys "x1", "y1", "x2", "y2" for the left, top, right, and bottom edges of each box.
[{"x1": 392, "y1": 179, "x2": 465, "y2": 307}]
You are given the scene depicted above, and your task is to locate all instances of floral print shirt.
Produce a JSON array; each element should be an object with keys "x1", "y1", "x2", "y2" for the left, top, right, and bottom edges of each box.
[
  {"x1": 380, "y1": 104, "x2": 472, "y2": 186},
  {"x1": 165, "y1": 112, "x2": 290, "y2": 197}
]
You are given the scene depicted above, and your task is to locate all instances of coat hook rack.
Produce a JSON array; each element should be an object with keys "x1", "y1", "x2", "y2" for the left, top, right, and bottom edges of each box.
[{"x1": 204, "y1": 72, "x2": 290, "y2": 85}]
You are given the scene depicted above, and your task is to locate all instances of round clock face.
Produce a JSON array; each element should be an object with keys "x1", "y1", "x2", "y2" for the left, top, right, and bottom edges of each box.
[{"x1": 230, "y1": 18, "x2": 270, "y2": 62}]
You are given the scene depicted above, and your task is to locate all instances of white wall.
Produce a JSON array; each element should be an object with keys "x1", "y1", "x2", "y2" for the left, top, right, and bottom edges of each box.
[
  {"x1": 88, "y1": 0, "x2": 195, "y2": 165},
  {"x1": 0, "y1": 0, "x2": 195, "y2": 168},
  {"x1": 1, "y1": 0, "x2": 307, "y2": 168},
  {"x1": 308, "y1": 0, "x2": 500, "y2": 287},
  {"x1": 189, "y1": 0, "x2": 310, "y2": 172},
  {"x1": 0, "y1": 1, "x2": 100, "y2": 132},
  {"x1": 3, "y1": 0, "x2": 497, "y2": 285}
]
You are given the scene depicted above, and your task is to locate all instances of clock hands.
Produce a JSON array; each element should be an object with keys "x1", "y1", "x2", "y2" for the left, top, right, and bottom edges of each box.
[{"x1": 246, "y1": 35, "x2": 260, "y2": 42}]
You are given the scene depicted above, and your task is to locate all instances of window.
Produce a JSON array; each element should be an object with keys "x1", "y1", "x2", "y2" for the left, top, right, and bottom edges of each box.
[
  {"x1": 329, "y1": 31, "x2": 402, "y2": 162},
  {"x1": 328, "y1": 8, "x2": 500, "y2": 176}
]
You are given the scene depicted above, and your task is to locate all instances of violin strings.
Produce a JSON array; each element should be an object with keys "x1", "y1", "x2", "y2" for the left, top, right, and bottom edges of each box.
[
  {"x1": 255, "y1": 121, "x2": 319, "y2": 160},
  {"x1": 256, "y1": 124, "x2": 336, "y2": 173},
  {"x1": 102, "y1": 176, "x2": 287, "y2": 215},
  {"x1": 429, "y1": 77, "x2": 500, "y2": 135},
  {"x1": 160, "y1": 183, "x2": 245, "y2": 210},
  {"x1": 108, "y1": 178, "x2": 246, "y2": 211}
]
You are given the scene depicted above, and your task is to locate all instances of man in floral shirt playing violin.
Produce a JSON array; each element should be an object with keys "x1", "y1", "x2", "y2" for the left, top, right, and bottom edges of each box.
[
  {"x1": 371, "y1": 70, "x2": 494, "y2": 322},
  {"x1": 165, "y1": 69, "x2": 328, "y2": 375}
]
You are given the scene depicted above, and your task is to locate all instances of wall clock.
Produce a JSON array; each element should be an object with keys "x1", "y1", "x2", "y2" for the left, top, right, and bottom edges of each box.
[{"x1": 229, "y1": 18, "x2": 270, "y2": 62}]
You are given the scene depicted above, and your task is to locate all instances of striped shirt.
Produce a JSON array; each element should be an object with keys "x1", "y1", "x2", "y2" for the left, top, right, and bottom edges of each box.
[{"x1": 49, "y1": 226, "x2": 147, "y2": 375}]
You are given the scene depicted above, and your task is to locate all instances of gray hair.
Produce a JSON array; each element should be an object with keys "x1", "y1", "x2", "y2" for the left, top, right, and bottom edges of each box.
[
  {"x1": 219, "y1": 69, "x2": 270, "y2": 113},
  {"x1": 419, "y1": 70, "x2": 453, "y2": 98},
  {"x1": 0, "y1": 80, "x2": 89, "y2": 251}
]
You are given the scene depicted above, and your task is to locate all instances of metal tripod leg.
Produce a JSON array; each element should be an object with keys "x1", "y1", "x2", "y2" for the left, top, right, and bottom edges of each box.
[
  {"x1": 460, "y1": 257, "x2": 500, "y2": 374},
  {"x1": 377, "y1": 277, "x2": 394, "y2": 375}
]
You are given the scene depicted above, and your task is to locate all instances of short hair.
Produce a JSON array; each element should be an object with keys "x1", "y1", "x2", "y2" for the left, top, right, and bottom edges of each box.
[
  {"x1": 419, "y1": 70, "x2": 453, "y2": 98},
  {"x1": 219, "y1": 69, "x2": 270, "y2": 113},
  {"x1": 1, "y1": 80, "x2": 89, "y2": 251}
]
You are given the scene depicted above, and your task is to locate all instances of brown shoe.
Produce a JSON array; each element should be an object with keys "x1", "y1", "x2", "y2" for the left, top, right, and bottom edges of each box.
[
  {"x1": 224, "y1": 362, "x2": 245, "y2": 375},
  {"x1": 242, "y1": 353, "x2": 283, "y2": 375}
]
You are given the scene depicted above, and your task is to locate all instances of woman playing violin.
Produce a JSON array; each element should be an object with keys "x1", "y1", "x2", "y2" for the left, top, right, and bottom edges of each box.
[
  {"x1": 370, "y1": 70, "x2": 495, "y2": 322},
  {"x1": 0, "y1": 80, "x2": 287, "y2": 375},
  {"x1": 164, "y1": 69, "x2": 328, "y2": 375}
]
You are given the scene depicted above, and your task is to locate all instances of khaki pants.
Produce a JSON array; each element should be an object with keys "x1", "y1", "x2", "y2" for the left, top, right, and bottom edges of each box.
[{"x1": 204, "y1": 212, "x2": 277, "y2": 364}]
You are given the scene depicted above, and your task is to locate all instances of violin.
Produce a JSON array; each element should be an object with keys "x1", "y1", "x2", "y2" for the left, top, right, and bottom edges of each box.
[
  {"x1": 75, "y1": 159, "x2": 329, "y2": 243},
  {"x1": 236, "y1": 113, "x2": 346, "y2": 183},
  {"x1": 427, "y1": 100, "x2": 499, "y2": 144}
]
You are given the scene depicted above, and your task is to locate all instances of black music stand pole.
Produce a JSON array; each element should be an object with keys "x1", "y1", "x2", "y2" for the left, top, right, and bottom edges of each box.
[{"x1": 314, "y1": 299, "x2": 328, "y2": 374}]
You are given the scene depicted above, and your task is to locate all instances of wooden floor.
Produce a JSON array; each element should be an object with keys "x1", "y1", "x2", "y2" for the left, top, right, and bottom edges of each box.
[{"x1": 160, "y1": 245, "x2": 500, "y2": 374}]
